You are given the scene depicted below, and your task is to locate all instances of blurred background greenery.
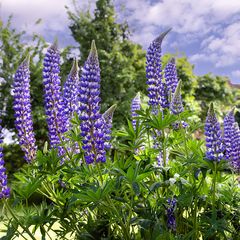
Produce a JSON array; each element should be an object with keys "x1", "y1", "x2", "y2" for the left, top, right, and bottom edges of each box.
[{"x1": 1, "y1": 0, "x2": 240, "y2": 174}]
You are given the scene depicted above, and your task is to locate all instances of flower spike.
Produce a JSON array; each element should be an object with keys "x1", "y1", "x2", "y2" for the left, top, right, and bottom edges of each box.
[
  {"x1": 79, "y1": 40, "x2": 106, "y2": 164},
  {"x1": 170, "y1": 80, "x2": 184, "y2": 115},
  {"x1": 13, "y1": 55, "x2": 37, "y2": 162},
  {"x1": 43, "y1": 42, "x2": 68, "y2": 157},
  {"x1": 131, "y1": 92, "x2": 141, "y2": 129},
  {"x1": 146, "y1": 29, "x2": 171, "y2": 111},
  {"x1": 63, "y1": 58, "x2": 80, "y2": 122},
  {"x1": 204, "y1": 103, "x2": 224, "y2": 161},
  {"x1": 0, "y1": 119, "x2": 10, "y2": 199},
  {"x1": 102, "y1": 104, "x2": 117, "y2": 150}
]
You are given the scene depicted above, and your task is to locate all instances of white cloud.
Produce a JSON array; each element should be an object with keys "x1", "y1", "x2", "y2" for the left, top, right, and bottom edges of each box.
[
  {"x1": 1, "y1": 0, "x2": 240, "y2": 80},
  {"x1": 232, "y1": 70, "x2": 240, "y2": 78},
  {"x1": 117, "y1": 0, "x2": 240, "y2": 71},
  {"x1": 0, "y1": 0, "x2": 93, "y2": 45},
  {"x1": 193, "y1": 21, "x2": 240, "y2": 67}
]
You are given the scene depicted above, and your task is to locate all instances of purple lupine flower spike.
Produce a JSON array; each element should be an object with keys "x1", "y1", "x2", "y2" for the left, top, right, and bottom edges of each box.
[
  {"x1": 170, "y1": 80, "x2": 184, "y2": 115},
  {"x1": 131, "y1": 92, "x2": 141, "y2": 129},
  {"x1": 164, "y1": 58, "x2": 178, "y2": 96},
  {"x1": 159, "y1": 82, "x2": 169, "y2": 109},
  {"x1": 13, "y1": 56, "x2": 37, "y2": 162},
  {"x1": 79, "y1": 40, "x2": 106, "y2": 164},
  {"x1": 43, "y1": 40, "x2": 68, "y2": 156},
  {"x1": 167, "y1": 198, "x2": 177, "y2": 231},
  {"x1": 204, "y1": 103, "x2": 224, "y2": 161},
  {"x1": 102, "y1": 104, "x2": 117, "y2": 150},
  {"x1": 223, "y1": 108, "x2": 235, "y2": 160},
  {"x1": 146, "y1": 29, "x2": 171, "y2": 112},
  {"x1": 0, "y1": 119, "x2": 10, "y2": 199},
  {"x1": 231, "y1": 122, "x2": 240, "y2": 170},
  {"x1": 63, "y1": 58, "x2": 80, "y2": 123}
]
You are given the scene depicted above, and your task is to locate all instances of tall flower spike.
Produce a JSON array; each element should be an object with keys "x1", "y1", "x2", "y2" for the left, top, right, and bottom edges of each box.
[
  {"x1": 0, "y1": 119, "x2": 10, "y2": 199},
  {"x1": 223, "y1": 108, "x2": 235, "y2": 160},
  {"x1": 102, "y1": 104, "x2": 117, "y2": 150},
  {"x1": 164, "y1": 58, "x2": 178, "y2": 96},
  {"x1": 131, "y1": 92, "x2": 141, "y2": 129},
  {"x1": 43, "y1": 40, "x2": 68, "y2": 156},
  {"x1": 63, "y1": 58, "x2": 80, "y2": 123},
  {"x1": 231, "y1": 122, "x2": 240, "y2": 170},
  {"x1": 13, "y1": 56, "x2": 37, "y2": 162},
  {"x1": 167, "y1": 198, "x2": 177, "y2": 231},
  {"x1": 204, "y1": 103, "x2": 224, "y2": 161},
  {"x1": 146, "y1": 29, "x2": 171, "y2": 112},
  {"x1": 79, "y1": 40, "x2": 106, "y2": 164},
  {"x1": 170, "y1": 80, "x2": 184, "y2": 115}
]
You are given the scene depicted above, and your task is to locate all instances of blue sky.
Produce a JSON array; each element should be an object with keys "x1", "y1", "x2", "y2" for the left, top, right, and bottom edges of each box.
[{"x1": 1, "y1": 0, "x2": 240, "y2": 83}]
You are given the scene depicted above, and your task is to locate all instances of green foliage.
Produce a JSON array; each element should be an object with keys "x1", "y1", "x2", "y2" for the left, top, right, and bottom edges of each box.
[
  {"x1": 67, "y1": 0, "x2": 146, "y2": 126},
  {"x1": 194, "y1": 74, "x2": 234, "y2": 119},
  {"x1": 1, "y1": 108, "x2": 239, "y2": 240}
]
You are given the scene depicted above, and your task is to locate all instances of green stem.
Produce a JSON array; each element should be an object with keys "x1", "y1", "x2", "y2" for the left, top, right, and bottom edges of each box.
[
  {"x1": 162, "y1": 129, "x2": 166, "y2": 167},
  {"x1": 193, "y1": 198, "x2": 198, "y2": 239},
  {"x1": 96, "y1": 163, "x2": 104, "y2": 185},
  {"x1": 106, "y1": 197, "x2": 131, "y2": 240},
  {"x1": 212, "y1": 161, "x2": 217, "y2": 218},
  {"x1": 4, "y1": 199, "x2": 37, "y2": 240}
]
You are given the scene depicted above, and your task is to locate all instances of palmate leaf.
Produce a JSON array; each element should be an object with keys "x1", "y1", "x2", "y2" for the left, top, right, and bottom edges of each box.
[{"x1": 13, "y1": 174, "x2": 44, "y2": 199}]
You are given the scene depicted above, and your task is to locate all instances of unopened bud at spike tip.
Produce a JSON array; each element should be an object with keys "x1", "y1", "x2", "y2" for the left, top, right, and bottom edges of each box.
[
  {"x1": 51, "y1": 38, "x2": 58, "y2": 51},
  {"x1": 154, "y1": 28, "x2": 172, "y2": 45},
  {"x1": 70, "y1": 58, "x2": 79, "y2": 77},
  {"x1": 88, "y1": 40, "x2": 98, "y2": 60},
  {"x1": 103, "y1": 104, "x2": 117, "y2": 120},
  {"x1": 22, "y1": 54, "x2": 30, "y2": 67}
]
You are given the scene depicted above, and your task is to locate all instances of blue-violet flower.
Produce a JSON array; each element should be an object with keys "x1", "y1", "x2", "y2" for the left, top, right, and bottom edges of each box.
[
  {"x1": 223, "y1": 108, "x2": 235, "y2": 160},
  {"x1": 146, "y1": 29, "x2": 171, "y2": 112},
  {"x1": 204, "y1": 103, "x2": 224, "y2": 161},
  {"x1": 0, "y1": 119, "x2": 10, "y2": 199},
  {"x1": 167, "y1": 198, "x2": 177, "y2": 231},
  {"x1": 131, "y1": 92, "x2": 141, "y2": 129},
  {"x1": 79, "y1": 40, "x2": 106, "y2": 164},
  {"x1": 63, "y1": 58, "x2": 80, "y2": 123},
  {"x1": 170, "y1": 80, "x2": 184, "y2": 115},
  {"x1": 43, "y1": 41, "x2": 68, "y2": 156},
  {"x1": 164, "y1": 58, "x2": 178, "y2": 96},
  {"x1": 13, "y1": 56, "x2": 37, "y2": 162},
  {"x1": 102, "y1": 104, "x2": 117, "y2": 150}
]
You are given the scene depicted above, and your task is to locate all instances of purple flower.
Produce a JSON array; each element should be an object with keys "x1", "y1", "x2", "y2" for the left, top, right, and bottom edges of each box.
[
  {"x1": 170, "y1": 80, "x2": 184, "y2": 115},
  {"x1": 13, "y1": 56, "x2": 37, "y2": 162},
  {"x1": 164, "y1": 58, "x2": 178, "y2": 96},
  {"x1": 43, "y1": 41, "x2": 68, "y2": 156},
  {"x1": 172, "y1": 121, "x2": 189, "y2": 130},
  {"x1": 63, "y1": 58, "x2": 80, "y2": 123},
  {"x1": 102, "y1": 104, "x2": 117, "y2": 150},
  {"x1": 79, "y1": 41, "x2": 106, "y2": 164},
  {"x1": 167, "y1": 198, "x2": 177, "y2": 231},
  {"x1": 223, "y1": 108, "x2": 235, "y2": 160},
  {"x1": 131, "y1": 92, "x2": 141, "y2": 129},
  {"x1": 0, "y1": 119, "x2": 10, "y2": 199},
  {"x1": 231, "y1": 123, "x2": 240, "y2": 170},
  {"x1": 204, "y1": 103, "x2": 224, "y2": 161},
  {"x1": 146, "y1": 29, "x2": 171, "y2": 112},
  {"x1": 159, "y1": 82, "x2": 170, "y2": 109}
]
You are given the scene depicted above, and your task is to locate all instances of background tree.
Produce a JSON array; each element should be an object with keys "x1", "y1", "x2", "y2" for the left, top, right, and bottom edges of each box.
[
  {"x1": 67, "y1": 0, "x2": 146, "y2": 126},
  {"x1": 194, "y1": 74, "x2": 235, "y2": 119}
]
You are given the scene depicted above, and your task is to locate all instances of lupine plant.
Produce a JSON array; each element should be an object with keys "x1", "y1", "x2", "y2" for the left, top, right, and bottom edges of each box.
[
  {"x1": 13, "y1": 56, "x2": 37, "y2": 162},
  {"x1": 43, "y1": 40, "x2": 68, "y2": 157},
  {"x1": 0, "y1": 119, "x2": 10, "y2": 199},
  {"x1": 0, "y1": 31, "x2": 239, "y2": 240}
]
